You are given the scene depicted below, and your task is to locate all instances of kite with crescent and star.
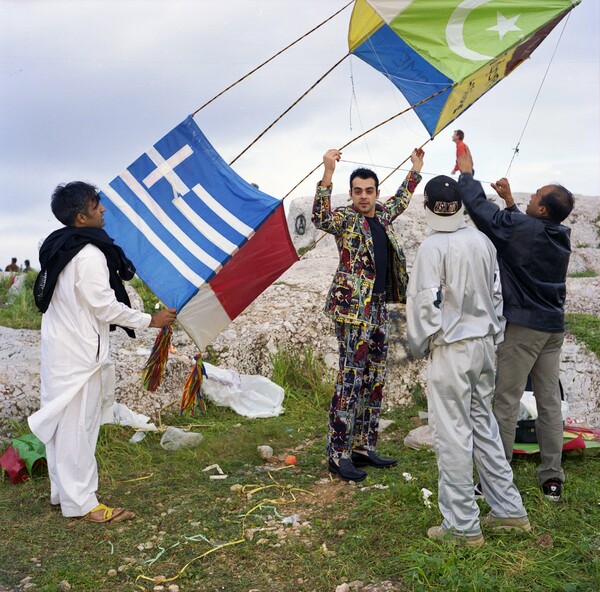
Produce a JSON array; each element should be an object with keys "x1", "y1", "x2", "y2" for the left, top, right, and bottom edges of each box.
[{"x1": 348, "y1": 0, "x2": 582, "y2": 137}]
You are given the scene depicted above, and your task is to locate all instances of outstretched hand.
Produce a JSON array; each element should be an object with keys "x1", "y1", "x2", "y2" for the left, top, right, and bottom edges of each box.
[
  {"x1": 149, "y1": 308, "x2": 177, "y2": 328},
  {"x1": 491, "y1": 177, "x2": 515, "y2": 207},
  {"x1": 321, "y1": 148, "x2": 341, "y2": 187},
  {"x1": 457, "y1": 150, "x2": 473, "y2": 175},
  {"x1": 410, "y1": 147, "x2": 425, "y2": 173}
]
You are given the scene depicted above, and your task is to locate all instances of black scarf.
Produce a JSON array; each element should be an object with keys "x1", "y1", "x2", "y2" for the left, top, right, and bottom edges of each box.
[{"x1": 34, "y1": 226, "x2": 138, "y2": 338}]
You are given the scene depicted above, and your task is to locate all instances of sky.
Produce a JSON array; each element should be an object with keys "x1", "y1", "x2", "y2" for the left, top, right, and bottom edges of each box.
[{"x1": 1, "y1": 0, "x2": 599, "y2": 268}]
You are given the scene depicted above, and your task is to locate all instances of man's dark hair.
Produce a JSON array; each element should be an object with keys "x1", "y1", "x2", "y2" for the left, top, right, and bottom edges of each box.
[
  {"x1": 540, "y1": 184, "x2": 575, "y2": 223},
  {"x1": 51, "y1": 181, "x2": 99, "y2": 226},
  {"x1": 350, "y1": 168, "x2": 379, "y2": 192},
  {"x1": 11, "y1": 257, "x2": 16, "y2": 263},
  {"x1": 454, "y1": 129, "x2": 464, "y2": 141}
]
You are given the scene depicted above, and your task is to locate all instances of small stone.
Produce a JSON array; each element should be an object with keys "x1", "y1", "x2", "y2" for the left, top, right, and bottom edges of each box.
[
  {"x1": 107, "y1": 569, "x2": 117, "y2": 577},
  {"x1": 257, "y1": 445, "x2": 274, "y2": 460},
  {"x1": 118, "y1": 565, "x2": 128, "y2": 573},
  {"x1": 335, "y1": 584, "x2": 350, "y2": 592},
  {"x1": 59, "y1": 581, "x2": 71, "y2": 591},
  {"x1": 168, "y1": 585, "x2": 180, "y2": 592},
  {"x1": 153, "y1": 587, "x2": 165, "y2": 592},
  {"x1": 230, "y1": 483, "x2": 243, "y2": 492}
]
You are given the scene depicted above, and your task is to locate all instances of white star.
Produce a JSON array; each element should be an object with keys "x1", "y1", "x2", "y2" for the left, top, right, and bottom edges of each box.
[{"x1": 487, "y1": 12, "x2": 522, "y2": 40}]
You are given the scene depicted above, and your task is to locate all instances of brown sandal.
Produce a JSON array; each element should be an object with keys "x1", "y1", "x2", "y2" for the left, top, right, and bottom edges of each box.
[{"x1": 84, "y1": 503, "x2": 136, "y2": 523}]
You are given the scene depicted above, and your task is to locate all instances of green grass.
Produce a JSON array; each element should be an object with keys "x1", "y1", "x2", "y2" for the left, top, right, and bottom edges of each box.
[
  {"x1": 567, "y1": 269, "x2": 597, "y2": 278},
  {"x1": 0, "y1": 271, "x2": 41, "y2": 329},
  {"x1": 564, "y1": 313, "x2": 600, "y2": 357},
  {"x1": 129, "y1": 276, "x2": 161, "y2": 314},
  {"x1": 1, "y1": 350, "x2": 599, "y2": 592}
]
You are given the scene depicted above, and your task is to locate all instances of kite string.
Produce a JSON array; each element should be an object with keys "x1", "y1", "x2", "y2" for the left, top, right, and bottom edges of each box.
[
  {"x1": 283, "y1": 83, "x2": 452, "y2": 200},
  {"x1": 191, "y1": 1, "x2": 353, "y2": 117},
  {"x1": 505, "y1": 12, "x2": 572, "y2": 177},
  {"x1": 229, "y1": 54, "x2": 349, "y2": 166}
]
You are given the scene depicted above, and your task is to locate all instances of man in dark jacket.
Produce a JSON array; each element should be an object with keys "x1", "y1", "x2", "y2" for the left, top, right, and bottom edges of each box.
[{"x1": 457, "y1": 151, "x2": 574, "y2": 502}]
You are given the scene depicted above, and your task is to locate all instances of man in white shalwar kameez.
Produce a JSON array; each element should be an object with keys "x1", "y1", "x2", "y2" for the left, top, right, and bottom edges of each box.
[
  {"x1": 29, "y1": 181, "x2": 176, "y2": 523},
  {"x1": 406, "y1": 175, "x2": 530, "y2": 546}
]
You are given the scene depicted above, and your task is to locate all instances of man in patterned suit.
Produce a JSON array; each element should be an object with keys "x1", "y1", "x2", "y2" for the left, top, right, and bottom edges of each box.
[{"x1": 312, "y1": 147, "x2": 424, "y2": 481}]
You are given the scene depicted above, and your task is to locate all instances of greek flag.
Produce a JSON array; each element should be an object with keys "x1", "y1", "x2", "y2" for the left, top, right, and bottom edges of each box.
[{"x1": 101, "y1": 116, "x2": 298, "y2": 348}]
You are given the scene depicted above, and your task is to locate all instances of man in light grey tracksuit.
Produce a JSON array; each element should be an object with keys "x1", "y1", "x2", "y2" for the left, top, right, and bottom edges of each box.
[{"x1": 406, "y1": 175, "x2": 530, "y2": 546}]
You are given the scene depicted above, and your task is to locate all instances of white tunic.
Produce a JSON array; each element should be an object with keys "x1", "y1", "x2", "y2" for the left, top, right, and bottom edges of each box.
[{"x1": 28, "y1": 244, "x2": 151, "y2": 516}]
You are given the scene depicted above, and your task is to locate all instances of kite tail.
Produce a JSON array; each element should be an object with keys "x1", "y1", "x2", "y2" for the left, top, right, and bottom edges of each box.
[
  {"x1": 142, "y1": 325, "x2": 173, "y2": 391},
  {"x1": 180, "y1": 354, "x2": 206, "y2": 414}
]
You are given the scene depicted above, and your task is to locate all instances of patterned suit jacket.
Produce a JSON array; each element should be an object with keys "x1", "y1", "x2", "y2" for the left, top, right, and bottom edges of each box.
[{"x1": 312, "y1": 171, "x2": 422, "y2": 326}]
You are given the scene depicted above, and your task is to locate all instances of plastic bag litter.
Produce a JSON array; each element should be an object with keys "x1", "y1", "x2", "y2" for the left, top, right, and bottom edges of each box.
[
  {"x1": 113, "y1": 402, "x2": 157, "y2": 431},
  {"x1": 404, "y1": 425, "x2": 434, "y2": 451},
  {"x1": 160, "y1": 426, "x2": 204, "y2": 451},
  {"x1": 201, "y1": 362, "x2": 285, "y2": 418},
  {"x1": 517, "y1": 391, "x2": 569, "y2": 421}
]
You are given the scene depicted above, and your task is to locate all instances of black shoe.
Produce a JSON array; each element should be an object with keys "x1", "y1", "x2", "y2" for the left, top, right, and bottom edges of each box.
[
  {"x1": 351, "y1": 450, "x2": 397, "y2": 469},
  {"x1": 541, "y1": 479, "x2": 562, "y2": 502},
  {"x1": 474, "y1": 482, "x2": 484, "y2": 500},
  {"x1": 328, "y1": 458, "x2": 367, "y2": 482}
]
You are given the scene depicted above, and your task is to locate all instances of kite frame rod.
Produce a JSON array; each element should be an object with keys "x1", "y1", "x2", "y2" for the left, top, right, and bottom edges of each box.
[
  {"x1": 190, "y1": 1, "x2": 353, "y2": 117},
  {"x1": 229, "y1": 54, "x2": 349, "y2": 166},
  {"x1": 283, "y1": 83, "x2": 452, "y2": 199}
]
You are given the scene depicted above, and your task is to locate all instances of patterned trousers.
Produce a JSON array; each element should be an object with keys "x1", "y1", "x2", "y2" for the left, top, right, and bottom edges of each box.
[{"x1": 327, "y1": 296, "x2": 389, "y2": 460}]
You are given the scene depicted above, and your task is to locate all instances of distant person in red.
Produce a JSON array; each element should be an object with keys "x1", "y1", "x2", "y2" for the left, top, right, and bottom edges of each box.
[
  {"x1": 5, "y1": 257, "x2": 19, "y2": 272},
  {"x1": 451, "y1": 130, "x2": 471, "y2": 175}
]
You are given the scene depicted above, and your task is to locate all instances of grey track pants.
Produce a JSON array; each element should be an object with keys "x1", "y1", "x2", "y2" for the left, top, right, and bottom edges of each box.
[{"x1": 428, "y1": 336, "x2": 527, "y2": 536}]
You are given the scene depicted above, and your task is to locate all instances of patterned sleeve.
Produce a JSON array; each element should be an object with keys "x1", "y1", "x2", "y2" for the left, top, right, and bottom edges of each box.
[
  {"x1": 383, "y1": 170, "x2": 422, "y2": 221},
  {"x1": 311, "y1": 183, "x2": 346, "y2": 235}
]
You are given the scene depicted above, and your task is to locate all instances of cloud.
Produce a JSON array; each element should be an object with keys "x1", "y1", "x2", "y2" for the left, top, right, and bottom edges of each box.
[{"x1": 0, "y1": 0, "x2": 598, "y2": 266}]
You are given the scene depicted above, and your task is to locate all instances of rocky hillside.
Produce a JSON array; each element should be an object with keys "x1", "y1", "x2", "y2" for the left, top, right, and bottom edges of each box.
[{"x1": 1, "y1": 191, "x2": 599, "y2": 442}]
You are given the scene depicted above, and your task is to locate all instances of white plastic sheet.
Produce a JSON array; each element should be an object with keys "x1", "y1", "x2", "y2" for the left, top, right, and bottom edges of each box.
[
  {"x1": 202, "y1": 362, "x2": 285, "y2": 418},
  {"x1": 518, "y1": 391, "x2": 569, "y2": 421}
]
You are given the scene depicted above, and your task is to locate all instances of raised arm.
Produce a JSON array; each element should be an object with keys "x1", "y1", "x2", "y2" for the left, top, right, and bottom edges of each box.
[
  {"x1": 312, "y1": 148, "x2": 346, "y2": 234},
  {"x1": 457, "y1": 151, "x2": 517, "y2": 248},
  {"x1": 383, "y1": 148, "x2": 424, "y2": 220}
]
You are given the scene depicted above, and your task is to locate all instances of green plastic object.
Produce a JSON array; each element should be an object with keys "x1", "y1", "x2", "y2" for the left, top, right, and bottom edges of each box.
[{"x1": 11, "y1": 433, "x2": 46, "y2": 476}]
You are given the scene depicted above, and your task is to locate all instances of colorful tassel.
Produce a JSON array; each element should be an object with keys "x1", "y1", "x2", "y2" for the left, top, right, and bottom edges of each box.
[
  {"x1": 180, "y1": 354, "x2": 206, "y2": 414},
  {"x1": 142, "y1": 325, "x2": 173, "y2": 391}
]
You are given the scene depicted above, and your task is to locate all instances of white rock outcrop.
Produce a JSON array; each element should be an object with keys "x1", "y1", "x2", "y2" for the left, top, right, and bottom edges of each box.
[{"x1": 1, "y1": 191, "x2": 599, "y2": 441}]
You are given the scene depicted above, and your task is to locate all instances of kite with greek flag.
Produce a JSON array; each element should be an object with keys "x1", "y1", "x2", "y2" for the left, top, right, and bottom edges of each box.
[{"x1": 101, "y1": 116, "x2": 298, "y2": 351}]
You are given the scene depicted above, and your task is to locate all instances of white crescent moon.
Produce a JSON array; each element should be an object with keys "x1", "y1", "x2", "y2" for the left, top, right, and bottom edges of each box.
[{"x1": 446, "y1": 0, "x2": 494, "y2": 61}]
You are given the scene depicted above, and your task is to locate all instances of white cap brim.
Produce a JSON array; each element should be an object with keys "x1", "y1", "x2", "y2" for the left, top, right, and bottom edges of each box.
[{"x1": 425, "y1": 205, "x2": 465, "y2": 232}]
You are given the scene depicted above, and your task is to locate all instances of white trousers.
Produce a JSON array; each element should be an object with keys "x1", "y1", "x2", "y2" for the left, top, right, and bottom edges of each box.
[
  {"x1": 45, "y1": 372, "x2": 103, "y2": 517},
  {"x1": 427, "y1": 337, "x2": 527, "y2": 535}
]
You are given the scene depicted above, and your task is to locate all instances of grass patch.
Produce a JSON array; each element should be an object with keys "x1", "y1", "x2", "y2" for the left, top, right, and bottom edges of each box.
[
  {"x1": 0, "y1": 272, "x2": 41, "y2": 329},
  {"x1": 1, "y1": 350, "x2": 599, "y2": 592},
  {"x1": 567, "y1": 270, "x2": 597, "y2": 278},
  {"x1": 565, "y1": 313, "x2": 600, "y2": 356},
  {"x1": 129, "y1": 276, "x2": 160, "y2": 313}
]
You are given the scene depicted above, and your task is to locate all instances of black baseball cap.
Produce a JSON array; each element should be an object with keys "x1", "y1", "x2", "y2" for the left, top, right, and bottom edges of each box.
[{"x1": 424, "y1": 175, "x2": 464, "y2": 232}]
